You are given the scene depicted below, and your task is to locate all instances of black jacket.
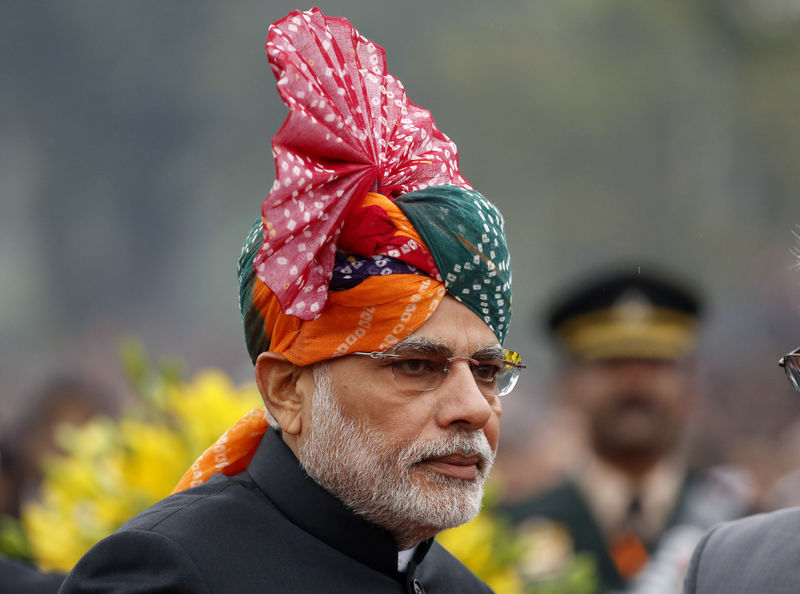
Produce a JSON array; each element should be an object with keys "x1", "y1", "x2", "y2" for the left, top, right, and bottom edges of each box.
[
  {"x1": 0, "y1": 558, "x2": 64, "y2": 594},
  {"x1": 59, "y1": 428, "x2": 491, "y2": 593}
]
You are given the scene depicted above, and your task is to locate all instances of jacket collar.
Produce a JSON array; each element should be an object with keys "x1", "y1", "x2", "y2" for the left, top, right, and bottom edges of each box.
[{"x1": 245, "y1": 428, "x2": 433, "y2": 576}]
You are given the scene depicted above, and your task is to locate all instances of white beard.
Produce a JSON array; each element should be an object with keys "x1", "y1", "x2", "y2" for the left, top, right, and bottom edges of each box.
[{"x1": 297, "y1": 365, "x2": 495, "y2": 548}]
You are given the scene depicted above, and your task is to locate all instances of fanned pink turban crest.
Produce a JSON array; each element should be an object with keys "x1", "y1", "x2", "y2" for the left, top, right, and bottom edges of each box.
[{"x1": 255, "y1": 7, "x2": 471, "y2": 320}]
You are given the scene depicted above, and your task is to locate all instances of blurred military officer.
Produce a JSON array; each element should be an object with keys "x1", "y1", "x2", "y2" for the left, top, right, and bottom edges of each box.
[{"x1": 503, "y1": 267, "x2": 752, "y2": 593}]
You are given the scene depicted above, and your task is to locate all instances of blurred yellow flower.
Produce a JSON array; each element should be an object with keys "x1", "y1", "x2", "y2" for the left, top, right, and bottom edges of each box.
[
  {"x1": 437, "y1": 504, "x2": 526, "y2": 594},
  {"x1": 17, "y1": 368, "x2": 260, "y2": 571}
]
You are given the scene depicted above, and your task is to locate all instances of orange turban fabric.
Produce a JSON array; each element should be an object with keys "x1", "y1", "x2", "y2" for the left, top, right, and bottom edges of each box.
[{"x1": 240, "y1": 193, "x2": 447, "y2": 367}]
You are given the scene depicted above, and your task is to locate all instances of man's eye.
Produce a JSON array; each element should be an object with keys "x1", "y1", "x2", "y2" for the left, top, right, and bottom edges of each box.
[
  {"x1": 472, "y1": 362, "x2": 502, "y2": 382},
  {"x1": 393, "y1": 358, "x2": 438, "y2": 376}
]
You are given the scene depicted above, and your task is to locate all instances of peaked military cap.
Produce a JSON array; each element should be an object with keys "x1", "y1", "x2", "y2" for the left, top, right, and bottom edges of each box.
[{"x1": 546, "y1": 267, "x2": 703, "y2": 361}]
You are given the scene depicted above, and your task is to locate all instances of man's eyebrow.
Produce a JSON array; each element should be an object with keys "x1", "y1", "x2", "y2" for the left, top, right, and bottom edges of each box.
[
  {"x1": 473, "y1": 345, "x2": 505, "y2": 360},
  {"x1": 390, "y1": 336, "x2": 451, "y2": 356},
  {"x1": 389, "y1": 337, "x2": 504, "y2": 359}
]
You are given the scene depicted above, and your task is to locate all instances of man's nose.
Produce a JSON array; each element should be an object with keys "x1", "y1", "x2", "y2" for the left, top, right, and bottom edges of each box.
[{"x1": 434, "y1": 360, "x2": 495, "y2": 430}]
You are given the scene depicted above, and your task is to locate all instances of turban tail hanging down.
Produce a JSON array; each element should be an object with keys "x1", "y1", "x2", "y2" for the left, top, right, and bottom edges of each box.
[{"x1": 174, "y1": 8, "x2": 511, "y2": 492}]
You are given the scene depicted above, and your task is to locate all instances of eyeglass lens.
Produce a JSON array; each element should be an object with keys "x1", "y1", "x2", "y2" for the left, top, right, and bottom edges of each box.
[
  {"x1": 390, "y1": 350, "x2": 521, "y2": 396},
  {"x1": 785, "y1": 355, "x2": 800, "y2": 391}
]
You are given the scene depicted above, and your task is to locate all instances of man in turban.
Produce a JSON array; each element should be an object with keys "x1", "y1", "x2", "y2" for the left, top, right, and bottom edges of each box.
[{"x1": 60, "y1": 8, "x2": 523, "y2": 593}]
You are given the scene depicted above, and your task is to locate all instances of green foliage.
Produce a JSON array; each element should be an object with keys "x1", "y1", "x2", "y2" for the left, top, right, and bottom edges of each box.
[
  {"x1": 0, "y1": 514, "x2": 32, "y2": 562},
  {"x1": 118, "y1": 336, "x2": 185, "y2": 413}
]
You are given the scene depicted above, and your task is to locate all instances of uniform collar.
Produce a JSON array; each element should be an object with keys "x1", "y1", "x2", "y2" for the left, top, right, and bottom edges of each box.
[
  {"x1": 575, "y1": 453, "x2": 684, "y2": 541},
  {"x1": 245, "y1": 428, "x2": 433, "y2": 577}
]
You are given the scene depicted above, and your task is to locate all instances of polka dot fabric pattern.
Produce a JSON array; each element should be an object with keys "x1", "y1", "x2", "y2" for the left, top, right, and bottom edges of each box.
[
  {"x1": 255, "y1": 7, "x2": 471, "y2": 320},
  {"x1": 329, "y1": 253, "x2": 425, "y2": 291},
  {"x1": 396, "y1": 185, "x2": 512, "y2": 344}
]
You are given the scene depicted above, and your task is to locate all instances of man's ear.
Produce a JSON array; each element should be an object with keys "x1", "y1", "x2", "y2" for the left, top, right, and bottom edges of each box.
[{"x1": 254, "y1": 351, "x2": 308, "y2": 436}]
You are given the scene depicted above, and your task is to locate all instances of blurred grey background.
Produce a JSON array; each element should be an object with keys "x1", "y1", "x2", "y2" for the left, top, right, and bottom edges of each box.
[{"x1": 2, "y1": 0, "x2": 800, "y2": 500}]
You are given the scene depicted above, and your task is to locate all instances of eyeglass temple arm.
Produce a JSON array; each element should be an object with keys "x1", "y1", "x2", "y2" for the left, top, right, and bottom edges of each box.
[
  {"x1": 779, "y1": 350, "x2": 800, "y2": 367},
  {"x1": 351, "y1": 351, "x2": 400, "y2": 360}
]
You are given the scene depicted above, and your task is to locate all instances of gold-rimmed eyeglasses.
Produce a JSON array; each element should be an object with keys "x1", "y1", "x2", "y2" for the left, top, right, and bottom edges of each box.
[
  {"x1": 779, "y1": 346, "x2": 800, "y2": 392},
  {"x1": 351, "y1": 348, "x2": 526, "y2": 397}
]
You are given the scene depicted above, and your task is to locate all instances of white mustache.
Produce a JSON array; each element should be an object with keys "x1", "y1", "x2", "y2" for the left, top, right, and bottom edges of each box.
[{"x1": 404, "y1": 431, "x2": 495, "y2": 470}]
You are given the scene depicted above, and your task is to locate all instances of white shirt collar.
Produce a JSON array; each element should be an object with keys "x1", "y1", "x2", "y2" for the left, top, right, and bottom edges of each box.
[{"x1": 397, "y1": 546, "x2": 418, "y2": 572}]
